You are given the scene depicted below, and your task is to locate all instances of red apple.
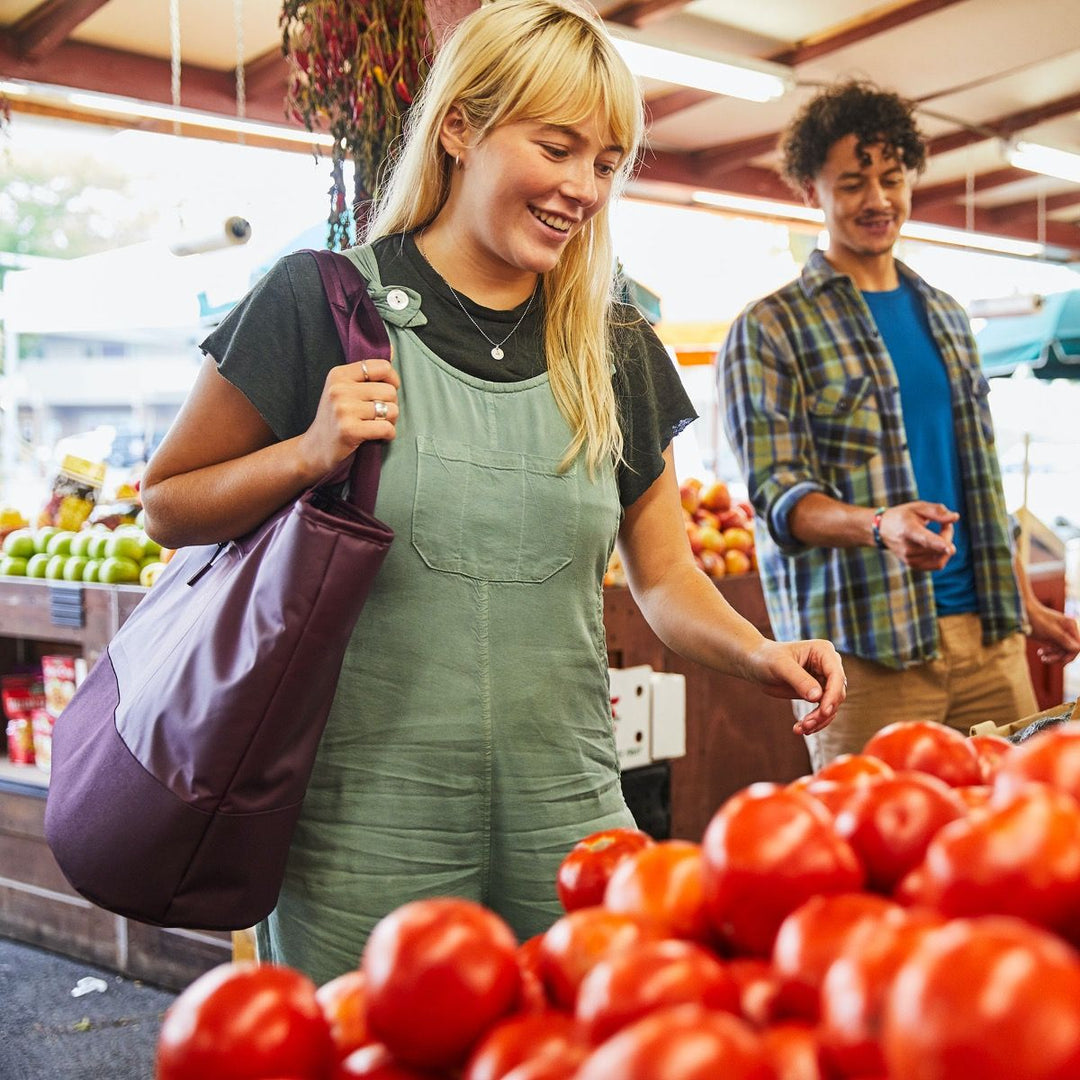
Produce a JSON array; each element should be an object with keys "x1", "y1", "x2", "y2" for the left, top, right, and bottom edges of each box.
[
  {"x1": 680, "y1": 479, "x2": 703, "y2": 516},
  {"x1": 699, "y1": 481, "x2": 732, "y2": 514}
]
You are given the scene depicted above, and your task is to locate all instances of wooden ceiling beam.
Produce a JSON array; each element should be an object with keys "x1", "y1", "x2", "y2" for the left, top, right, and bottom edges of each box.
[
  {"x1": 928, "y1": 90, "x2": 1080, "y2": 157},
  {"x1": 770, "y1": 0, "x2": 967, "y2": 67},
  {"x1": 604, "y1": 0, "x2": 694, "y2": 29},
  {"x1": 0, "y1": 37, "x2": 290, "y2": 124},
  {"x1": 9, "y1": 0, "x2": 111, "y2": 61},
  {"x1": 243, "y1": 47, "x2": 287, "y2": 100},
  {"x1": 654, "y1": 0, "x2": 967, "y2": 166},
  {"x1": 638, "y1": 156, "x2": 1080, "y2": 255},
  {"x1": 988, "y1": 190, "x2": 1080, "y2": 227},
  {"x1": 911, "y1": 166, "x2": 1030, "y2": 209}
]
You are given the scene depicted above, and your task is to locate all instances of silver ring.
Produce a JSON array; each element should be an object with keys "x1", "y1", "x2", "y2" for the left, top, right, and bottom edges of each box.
[
  {"x1": 373, "y1": 400, "x2": 388, "y2": 421},
  {"x1": 359, "y1": 360, "x2": 370, "y2": 382}
]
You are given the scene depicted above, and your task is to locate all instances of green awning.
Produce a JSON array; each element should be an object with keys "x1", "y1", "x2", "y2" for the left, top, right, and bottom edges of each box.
[{"x1": 976, "y1": 289, "x2": 1080, "y2": 379}]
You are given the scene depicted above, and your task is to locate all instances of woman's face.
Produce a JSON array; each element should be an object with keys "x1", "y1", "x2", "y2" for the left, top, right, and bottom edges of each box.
[{"x1": 449, "y1": 108, "x2": 624, "y2": 281}]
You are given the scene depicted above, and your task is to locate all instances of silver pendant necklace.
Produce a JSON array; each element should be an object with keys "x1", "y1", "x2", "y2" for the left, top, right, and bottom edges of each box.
[{"x1": 417, "y1": 230, "x2": 538, "y2": 361}]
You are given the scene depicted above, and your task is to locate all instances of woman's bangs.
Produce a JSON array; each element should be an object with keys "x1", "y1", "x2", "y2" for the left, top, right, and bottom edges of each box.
[{"x1": 500, "y1": 44, "x2": 642, "y2": 165}]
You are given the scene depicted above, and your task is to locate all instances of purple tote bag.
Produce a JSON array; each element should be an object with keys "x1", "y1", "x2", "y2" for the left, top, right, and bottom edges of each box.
[{"x1": 44, "y1": 250, "x2": 394, "y2": 930}]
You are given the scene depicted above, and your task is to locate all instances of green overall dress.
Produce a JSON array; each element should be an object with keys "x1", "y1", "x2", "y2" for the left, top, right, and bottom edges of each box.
[{"x1": 256, "y1": 243, "x2": 634, "y2": 984}]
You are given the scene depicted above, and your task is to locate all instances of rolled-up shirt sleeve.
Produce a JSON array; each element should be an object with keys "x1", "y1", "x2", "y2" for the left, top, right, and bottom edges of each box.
[{"x1": 719, "y1": 307, "x2": 838, "y2": 555}]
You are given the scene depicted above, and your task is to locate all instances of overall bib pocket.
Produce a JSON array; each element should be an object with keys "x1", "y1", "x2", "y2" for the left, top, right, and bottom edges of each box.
[{"x1": 412, "y1": 435, "x2": 580, "y2": 583}]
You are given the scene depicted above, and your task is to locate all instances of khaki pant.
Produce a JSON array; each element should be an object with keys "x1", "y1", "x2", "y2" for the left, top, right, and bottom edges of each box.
[{"x1": 800, "y1": 614, "x2": 1037, "y2": 772}]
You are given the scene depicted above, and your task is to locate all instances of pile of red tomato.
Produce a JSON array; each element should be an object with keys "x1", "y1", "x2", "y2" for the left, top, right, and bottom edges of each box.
[{"x1": 155, "y1": 719, "x2": 1080, "y2": 1080}]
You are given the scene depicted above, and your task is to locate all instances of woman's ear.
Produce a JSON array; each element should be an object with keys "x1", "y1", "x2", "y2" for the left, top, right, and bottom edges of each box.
[{"x1": 439, "y1": 104, "x2": 472, "y2": 164}]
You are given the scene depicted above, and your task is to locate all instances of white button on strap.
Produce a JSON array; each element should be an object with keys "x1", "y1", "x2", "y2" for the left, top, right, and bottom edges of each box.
[{"x1": 386, "y1": 288, "x2": 409, "y2": 311}]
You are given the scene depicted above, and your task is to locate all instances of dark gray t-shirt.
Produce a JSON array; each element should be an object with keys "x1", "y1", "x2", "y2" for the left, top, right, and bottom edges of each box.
[{"x1": 200, "y1": 232, "x2": 696, "y2": 508}]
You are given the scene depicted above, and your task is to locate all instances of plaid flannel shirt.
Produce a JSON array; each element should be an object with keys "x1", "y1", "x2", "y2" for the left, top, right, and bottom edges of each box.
[{"x1": 720, "y1": 249, "x2": 1023, "y2": 669}]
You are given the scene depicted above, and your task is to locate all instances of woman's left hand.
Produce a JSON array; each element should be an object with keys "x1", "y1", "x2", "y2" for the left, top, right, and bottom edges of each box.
[{"x1": 743, "y1": 639, "x2": 847, "y2": 736}]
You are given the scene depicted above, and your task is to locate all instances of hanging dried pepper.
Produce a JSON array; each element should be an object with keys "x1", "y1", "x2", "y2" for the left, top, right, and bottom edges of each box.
[{"x1": 281, "y1": 0, "x2": 431, "y2": 250}]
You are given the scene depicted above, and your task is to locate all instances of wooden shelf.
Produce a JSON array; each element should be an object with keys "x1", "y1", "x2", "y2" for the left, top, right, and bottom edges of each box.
[{"x1": 0, "y1": 577, "x2": 231, "y2": 992}]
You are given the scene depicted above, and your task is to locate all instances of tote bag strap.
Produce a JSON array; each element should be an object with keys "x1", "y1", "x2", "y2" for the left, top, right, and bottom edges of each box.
[{"x1": 309, "y1": 248, "x2": 393, "y2": 514}]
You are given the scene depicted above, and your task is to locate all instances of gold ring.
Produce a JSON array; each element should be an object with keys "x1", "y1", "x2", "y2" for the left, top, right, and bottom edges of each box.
[
  {"x1": 373, "y1": 400, "x2": 388, "y2": 420},
  {"x1": 359, "y1": 360, "x2": 370, "y2": 382}
]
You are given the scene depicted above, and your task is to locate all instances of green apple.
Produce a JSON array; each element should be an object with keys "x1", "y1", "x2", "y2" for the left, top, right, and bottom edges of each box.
[
  {"x1": 45, "y1": 554, "x2": 68, "y2": 579},
  {"x1": 2, "y1": 528, "x2": 37, "y2": 559},
  {"x1": 139, "y1": 561, "x2": 166, "y2": 588},
  {"x1": 62, "y1": 556, "x2": 88, "y2": 582},
  {"x1": 45, "y1": 531, "x2": 76, "y2": 557},
  {"x1": 104, "y1": 533, "x2": 146, "y2": 563},
  {"x1": 142, "y1": 534, "x2": 161, "y2": 558},
  {"x1": 87, "y1": 533, "x2": 111, "y2": 560},
  {"x1": 0, "y1": 555, "x2": 28, "y2": 576},
  {"x1": 82, "y1": 559, "x2": 102, "y2": 583},
  {"x1": 26, "y1": 552, "x2": 51, "y2": 578},
  {"x1": 68, "y1": 531, "x2": 94, "y2": 558},
  {"x1": 33, "y1": 526, "x2": 60, "y2": 554},
  {"x1": 135, "y1": 508, "x2": 146, "y2": 530},
  {"x1": 97, "y1": 556, "x2": 141, "y2": 585}
]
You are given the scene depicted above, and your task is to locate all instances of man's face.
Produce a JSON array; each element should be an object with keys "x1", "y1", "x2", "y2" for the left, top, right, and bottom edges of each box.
[{"x1": 804, "y1": 134, "x2": 914, "y2": 264}]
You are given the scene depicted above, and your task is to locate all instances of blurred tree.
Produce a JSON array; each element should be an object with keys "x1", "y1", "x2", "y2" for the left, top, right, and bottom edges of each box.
[{"x1": 0, "y1": 152, "x2": 159, "y2": 259}]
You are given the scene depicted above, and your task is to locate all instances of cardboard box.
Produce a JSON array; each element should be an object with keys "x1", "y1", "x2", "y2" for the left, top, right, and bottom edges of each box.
[
  {"x1": 650, "y1": 671, "x2": 687, "y2": 760},
  {"x1": 970, "y1": 699, "x2": 1076, "y2": 739},
  {"x1": 610, "y1": 665, "x2": 652, "y2": 770}
]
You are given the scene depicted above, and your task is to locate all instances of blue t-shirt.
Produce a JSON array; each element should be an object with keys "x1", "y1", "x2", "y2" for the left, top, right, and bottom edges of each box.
[{"x1": 863, "y1": 280, "x2": 977, "y2": 614}]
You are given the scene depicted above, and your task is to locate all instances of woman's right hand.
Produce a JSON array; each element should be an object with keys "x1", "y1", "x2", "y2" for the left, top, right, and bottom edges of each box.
[{"x1": 298, "y1": 357, "x2": 400, "y2": 477}]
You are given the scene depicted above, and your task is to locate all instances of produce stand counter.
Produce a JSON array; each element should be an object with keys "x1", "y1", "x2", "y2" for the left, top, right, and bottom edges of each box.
[
  {"x1": 0, "y1": 578, "x2": 233, "y2": 991},
  {"x1": 0, "y1": 564, "x2": 1067, "y2": 989}
]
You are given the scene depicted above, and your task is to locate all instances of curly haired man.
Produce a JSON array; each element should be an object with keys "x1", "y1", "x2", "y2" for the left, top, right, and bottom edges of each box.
[{"x1": 720, "y1": 80, "x2": 1080, "y2": 769}]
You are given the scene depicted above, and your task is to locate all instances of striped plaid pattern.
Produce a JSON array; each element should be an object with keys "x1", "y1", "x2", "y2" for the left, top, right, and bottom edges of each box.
[{"x1": 719, "y1": 250, "x2": 1023, "y2": 670}]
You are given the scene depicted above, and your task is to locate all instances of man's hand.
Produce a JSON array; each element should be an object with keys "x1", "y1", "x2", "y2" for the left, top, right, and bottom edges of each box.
[
  {"x1": 744, "y1": 639, "x2": 847, "y2": 736},
  {"x1": 1026, "y1": 600, "x2": 1080, "y2": 665},
  {"x1": 877, "y1": 501, "x2": 958, "y2": 570}
]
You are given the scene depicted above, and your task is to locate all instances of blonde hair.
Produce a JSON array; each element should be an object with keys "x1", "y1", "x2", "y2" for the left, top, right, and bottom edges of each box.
[{"x1": 366, "y1": 0, "x2": 645, "y2": 475}]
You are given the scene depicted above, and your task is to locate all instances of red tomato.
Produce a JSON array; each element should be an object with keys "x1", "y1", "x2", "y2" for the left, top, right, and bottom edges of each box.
[
  {"x1": 770, "y1": 892, "x2": 904, "y2": 1021},
  {"x1": 463, "y1": 1012, "x2": 584, "y2": 1080},
  {"x1": 861, "y1": 721, "x2": 982, "y2": 787},
  {"x1": 514, "y1": 936, "x2": 549, "y2": 1015},
  {"x1": 555, "y1": 828, "x2": 654, "y2": 912},
  {"x1": 363, "y1": 898, "x2": 521, "y2": 1070},
  {"x1": 317, "y1": 970, "x2": 370, "y2": 1061},
  {"x1": 498, "y1": 1046, "x2": 588, "y2": 1080},
  {"x1": 814, "y1": 753, "x2": 896, "y2": 786},
  {"x1": 994, "y1": 726, "x2": 1080, "y2": 803},
  {"x1": 882, "y1": 917, "x2": 1080, "y2": 1079},
  {"x1": 537, "y1": 907, "x2": 663, "y2": 1011},
  {"x1": 832, "y1": 771, "x2": 966, "y2": 893},
  {"x1": 785, "y1": 777, "x2": 857, "y2": 818},
  {"x1": 156, "y1": 961, "x2": 334, "y2": 1080},
  {"x1": 818, "y1": 910, "x2": 945, "y2": 1077},
  {"x1": 701, "y1": 783, "x2": 865, "y2": 957},
  {"x1": 726, "y1": 957, "x2": 790, "y2": 1027},
  {"x1": 969, "y1": 733, "x2": 1013, "y2": 783},
  {"x1": 575, "y1": 1004, "x2": 774, "y2": 1080},
  {"x1": 908, "y1": 784, "x2": 1080, "y2": 945},
  {"x1": 574, "y1": 939, "x2": 740, "y2": 1044},
  {"x1": 954, "y1": 784, "x2": 993, "y2": 812},
  {"x1": 603, "y1": 840, "x2": 711, "y2": 943},
  {"x1": 333, "y1": 1043, "x2": 448, "y2": 1078},
  {"x1": 761, "y1": 1022, "x2": 827, "y2": 1080}
]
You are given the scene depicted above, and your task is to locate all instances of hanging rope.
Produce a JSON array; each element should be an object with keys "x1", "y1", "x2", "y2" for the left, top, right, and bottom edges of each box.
[
  {"x1": 168, "y1": 0, "x2": 181, "y2": 137},
  {"x1": 965, "y1": 167, "x2": 975, "y2": 234},
  {"x1": 233, "y1": 0, "x2": 246, "y2": 143}
]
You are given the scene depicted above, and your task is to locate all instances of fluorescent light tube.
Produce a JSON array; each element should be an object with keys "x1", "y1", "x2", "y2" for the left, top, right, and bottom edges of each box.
[
  {"x1": 0, "y1": 79, "x2": 335, "y2": 147},
  {"x1": 691, "y1": 190, "x2": 1045, "y2": 256},
  {"x1": 1006, "y1": 139, "x2": 1080, "y2": 185},
  {"x1": 612, "y1": 39, "x2": 792, "y2": 103}
]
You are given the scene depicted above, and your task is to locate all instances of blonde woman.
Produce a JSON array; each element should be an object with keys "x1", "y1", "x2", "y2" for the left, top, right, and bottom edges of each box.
[{"x1": 141, "y1": 0, "x2": 844, "y2": 983}]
